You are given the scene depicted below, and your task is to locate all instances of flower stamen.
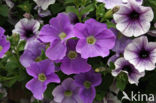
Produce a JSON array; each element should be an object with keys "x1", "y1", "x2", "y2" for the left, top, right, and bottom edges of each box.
[
  {"x1": 86, "y1": 36, "x2": 96, "y2": 45},
  {"x1": 38, "y1": 73, "x2": 47, "y2": 82},
  {"x1": 84, "y1": 81, "x2": 92, "y2": 89},
  {"x1": 59, "y1": 32, "x2": 67, "y2": 40},
  {"x1": 67, "y1": 51, "x2": 78, "y2": 60},
  {"x1": 64, "y1": 90, "x2": 72, "y2": 96},
  {"x1": 0, "y1": 46, "x2": 3, "y2": 52}
]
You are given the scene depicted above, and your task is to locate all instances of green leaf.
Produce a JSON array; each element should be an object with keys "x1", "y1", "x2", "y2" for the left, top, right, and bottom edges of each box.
[
  {"x1": 80, "y1": 4, "x2": 95, "y2": 16},
  {"x1": 96, "y1": 4, "x2": 105, "y2": 17},
  {"x1": 66, "y1": 6, "x2": 79, "y2": 15},
  {"x1": 116, "y1": 73, "x2": 128, "y2": 91},
  {"x1": 44, "y1": 83, "x2": 56, "y2": 99},
  {"x1": 64, "y1": 0, "x2": 74, "y2": 4},
  {"x1": 18, "y1": 1, "x2": 32, "y2": 12},
  {"x1": 0, "y1": 5, "x2": 9, "y2": 17},
  {"x1": 50, "y1": 3, "x2": 64, "y2": 15},
  {"x1": 17, "y1": 40, "x2": 26, "y2": 52},
  {"x1": 96, "y1": 74, "x2": 113, "y2": 101},
  {"x1": 106, "y1": 20, "x2": 116, "y2": 28},
  {"x1": 5, "y1": 56, "x2": 19, "y2": 74},
  {"x1": 109, "y1": 62, "x2": 115, "y2": 70}
]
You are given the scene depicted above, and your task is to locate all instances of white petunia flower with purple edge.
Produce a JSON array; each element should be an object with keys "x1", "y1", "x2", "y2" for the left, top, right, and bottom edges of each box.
[
  {"x1": 33, "y1": 0, "x2": 55, "y2": 10},
  {"x1": 112, "y1": 57, "x2": 145, "y2": 85},
  {"x1": 113, "y1": 0, "x2": 154, "y2": 37},
  {"x1": 96, "y1": 0, "x2": 143, "y2": 9},
  {"x1": 124, "y1": 36, "x2": 156, "y2": 72},
  {"x1": 12, "y1": 18, "x2": 40, "y2": 40}
]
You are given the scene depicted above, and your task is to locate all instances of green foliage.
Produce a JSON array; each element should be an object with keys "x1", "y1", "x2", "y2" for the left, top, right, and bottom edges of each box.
[
  {"x1": 18, "y1": 1, "x2": 32, "y2": 12},
  {"x1": 116, "y1": 73, "x2": 128, "y2": 91},
  {"x1": 50, "y1": 3, "x2": 64, "y2": 15},
  {"x1": 95, "y1": 74, "x2": 113, "y2": 101},
  {"x1": 96, "y1": 3, "x2": 105, "y2": 20},
  {"x1": 0, "y1": 5, "x2": 9, "y2": 17},
  {"x1": 66, "y1": 6, "x2": 79, "y2": 15}
]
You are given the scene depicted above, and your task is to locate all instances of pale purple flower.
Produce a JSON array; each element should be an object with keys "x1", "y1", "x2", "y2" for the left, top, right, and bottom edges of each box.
[
  {"x1": 52, "y1": 78, "x2": 83, "y2": 103},
  {"x1": 34, "y1": 6, "x2": 51, "y2": 17},
  {"x1": 0, "y1": 27, "x2": 5, "y2": 37},
  {"x1": 107, "y1": 54, "x2": 120, "y2": 66},
  {"x1": 108, "y1": 34, "x2": 131, "y2": 65},
  {"x1": 97, "y1": 0, "x2": 143, "y2": 9},
  {"x1": 60, "y1": 39, "x2": 91, "y2": 75},
  {"x1": 50, "y1": 100, "x2": 57, "y2": 103},
  {"x1": 38, "y1": 8, "x2": 51, "y2": 17},
  {"x1": 124, "y1": 36, "x2": 156, "y2": 72},
  {"x1": 33, "y1": 0, "x2": 55, "y2": 10},
  {"x1": 74, "y1": 19, "x2": 115, "y2": 59},
  {"x1": 113, "y1": 0, "x2": 153, "y2": 37},
  {"x1": 103, "y1": 93, "x2": 121, "y2": 103},
  {"x1": 39, "y1": 13, "x2": 74, "y2": 60},
  {"x1": 0, "y1": 27, "x2": 10, "y2": 58},
  {"x1": 148, "y1": 23, "x2": 156, "y2": 37},
  {"x1": 26, "y1": 59, "x2": 60, "y2": 100},
  {"x1": 74, "y1": 70, "x2": 102, "y2": 103},
  {"x1": 5, "y1": 0, "x2": 14, "y2": 8},
  {"x1": 0, "y1": 83, "x2": 7, "y2": 98},
  {"x1": 112, "y1": 35, "x2": 131, "y2": 54},
  {"x1": 112, "y1": 57, "x2": 145, "y2": 85},
  {"x1": 20, "y1": 39, "x2": 45, "y2": 68},
  {"x1": 12, "y1": 18, "x2": 40, "y2": 40}
]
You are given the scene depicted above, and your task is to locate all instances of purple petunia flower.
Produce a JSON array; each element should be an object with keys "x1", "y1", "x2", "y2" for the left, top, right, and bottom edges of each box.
[
  {"x1": 74, "y1": 19, "x2": 116, "y2": 59},
  {"x1": 74, "y1": 70, "x2": 102, "y2": 103},
  {"x1": 60, "y1": 39, "x2": 91, "y2": 75},
  {"x1": 96, "y1": 0, "x2": 143, "y2": 9},
  {"x1": 113, "y1": 0, "x2": 153, "y2": 37},
  {"x1": 112, "y1": 35, "x2": 132, "y2": 54},
  {"x1": 124, "y1": 36, "x2": 156, "y2": 72},
  {"x1": 20, "y1": 39, "x2": 45, "y2": 68},
  {"x1": 39, "y1": 13, "x2": 74, "y2": 60},
  {"x1": 112, "y1": 57, "x2": 145, "y2": 85},
  {"x1": 13, "y1": 18, "x2": 40, "y2": 40},
  {"x1": 52, "y1": 78, "x2": 83, "y2": 103},
  {"x1": 0, "y1": 27, "x2": 10, "y2": 58},
  {"x1": 108, "y1": 34, "x2": 132, "y2": 65},
  {"x1": 26, "y1": 59, "x2": 60, "y2": 100},
  {"x1": 33, "y1": 0, "x2": 55, "y2": 10}
]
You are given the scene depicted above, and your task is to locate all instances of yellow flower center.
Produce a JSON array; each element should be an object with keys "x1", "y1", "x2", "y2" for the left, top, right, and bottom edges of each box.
[
  {"x1": 35, "y1": 57, "x2": 41, "y2": 62},
  {"x1": 38, "y1": 73, "x2": 47, "y2": 82},
  {"x1": 0, "y1": 46, "x2": 3, "y2": 52},
  {"x1": 67, "y1": 51, "x2": 78, "y2": 60},
  {"x1": 59, "y1": 32, "x2": 67, "y2": 40},
  {"x1": 64, "y1": 90, "x2": 72, "y2": 97},
  {"x1": 86, "y1": 36, "x2": 96, "y2": 45},
  {"x1": 84, "y1": 81, "x2": 92, "y2": 89}
]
